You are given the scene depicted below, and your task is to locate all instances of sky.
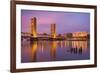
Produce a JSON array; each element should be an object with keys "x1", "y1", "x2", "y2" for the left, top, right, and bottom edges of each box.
[{"x1": 21, "y1": 10, "x2": 90, "y2": 34}]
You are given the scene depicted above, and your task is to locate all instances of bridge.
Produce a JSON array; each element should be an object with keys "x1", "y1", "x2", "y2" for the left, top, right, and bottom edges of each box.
[
  {"x1": 21, "y1": 32, "x2": 88, "y2": 41},
  {"x1": 21, "y1": 32, "x2": 66, "y2": 41},
  {"x1": 21, "y1": 17, "x2": 89, "y2": 41}
]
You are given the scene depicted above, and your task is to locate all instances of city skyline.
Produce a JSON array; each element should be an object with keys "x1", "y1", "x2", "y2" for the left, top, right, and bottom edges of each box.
[
  {"x1": 21, "y1": 10, "x2": 90, "y2": 34},
  {"x1": 21, "y1": 10, "x2": 90, "y2": 63}
]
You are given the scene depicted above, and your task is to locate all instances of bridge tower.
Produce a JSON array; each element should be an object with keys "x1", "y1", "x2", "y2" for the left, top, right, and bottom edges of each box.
[
  {"x1": 31, "y1": 17, "x2": 37, "y2": 37},
  {"x1": 51, "y1": 24, "x2": 56, "y2": 38}
]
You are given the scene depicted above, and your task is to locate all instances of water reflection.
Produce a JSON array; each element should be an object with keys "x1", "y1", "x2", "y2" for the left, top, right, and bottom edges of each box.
[
  {"x1": 50, "y1": 41, "x2": 57, "y2": 60},
  {"x1": 21, "y1": 40, "x2": 90, "y2": 63},
  {"x1": 31, "y1": 41, "x2": 37, "y2": 62}
]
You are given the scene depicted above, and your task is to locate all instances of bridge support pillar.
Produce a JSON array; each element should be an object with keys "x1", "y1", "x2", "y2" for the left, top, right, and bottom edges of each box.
[
  {"x1": 31, "y1": 17, "x2": 37, "y2": 37},
  {"x1": 51, "y1": 23, "x2": 56, "y2": 38}
]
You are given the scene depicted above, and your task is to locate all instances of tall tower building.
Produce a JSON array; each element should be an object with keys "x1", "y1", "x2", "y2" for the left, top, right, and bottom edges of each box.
[
  {"x1": 51, "y1": 24, "x2": 56, "y2": 38},
  {"x1": 31, "y1": 17, "x2": 37, "y2": 37}
]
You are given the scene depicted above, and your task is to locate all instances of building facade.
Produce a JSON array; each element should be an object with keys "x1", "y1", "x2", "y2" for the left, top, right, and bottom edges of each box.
[{"x1": 72, "y1": 32, "x2": 89, "y2": 38}]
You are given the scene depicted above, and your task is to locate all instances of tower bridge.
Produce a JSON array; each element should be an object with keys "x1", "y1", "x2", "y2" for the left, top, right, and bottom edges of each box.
[
  {"x1": 21, "y1": 17, "x2": 58, "y2": 40},
  {"x1": 21, "y1": 17, "x2": 89, "y2": 41}
]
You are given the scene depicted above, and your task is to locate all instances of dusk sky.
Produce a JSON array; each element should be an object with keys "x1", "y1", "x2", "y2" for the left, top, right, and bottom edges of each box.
[{"x1": 21, "y1": 10, "x2": 90, "y2": 34}]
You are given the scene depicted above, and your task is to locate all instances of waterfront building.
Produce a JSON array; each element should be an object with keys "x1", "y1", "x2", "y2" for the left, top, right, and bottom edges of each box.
[{"x1": 72, "y1": 32, "x2": 89, "y2": 38}]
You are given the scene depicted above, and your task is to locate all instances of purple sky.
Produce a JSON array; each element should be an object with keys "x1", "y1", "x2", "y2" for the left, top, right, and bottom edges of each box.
[{"x1": 21, "y1": 10, "x2": 90, "y2": 34}]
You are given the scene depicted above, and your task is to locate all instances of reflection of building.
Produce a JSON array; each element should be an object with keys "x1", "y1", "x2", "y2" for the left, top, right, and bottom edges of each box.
[
  {"x1": 31, "y1": 17, "x2": 37, "y2": 37},
  {"x1": 31, "y1": 41, "x2": 38, "y2": 62},
  {"x1": 30, "y1": 41, "x2": 38, "y2": 62},
  {"x1": 50, "y1": 41, "x2": 57, "y2": 59},
  {"x1": 51, "y1": 24, "x2": 56, "y2": 38},
  {"x1": 71, "y1": 41, "x2": 88, "y2": 50}
]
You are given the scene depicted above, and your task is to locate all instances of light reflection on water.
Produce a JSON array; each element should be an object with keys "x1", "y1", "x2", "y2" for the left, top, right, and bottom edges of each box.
[{"x1": 21, "y1": 40, "x2": 90, "y2": 63}]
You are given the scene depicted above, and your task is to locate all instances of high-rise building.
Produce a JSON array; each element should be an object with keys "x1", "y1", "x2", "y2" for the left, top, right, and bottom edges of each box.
[
  {"x1": 51, "y1": 24, "x2": 56, "y2": 38},
  {"x1": 31, "y1": 17, "x2": 37, "y2": 37}
]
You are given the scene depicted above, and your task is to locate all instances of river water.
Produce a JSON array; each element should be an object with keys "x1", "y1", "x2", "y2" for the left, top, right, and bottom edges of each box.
[{"x1": 21, "y1": 40, "x2": 90, "y2": 63}]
